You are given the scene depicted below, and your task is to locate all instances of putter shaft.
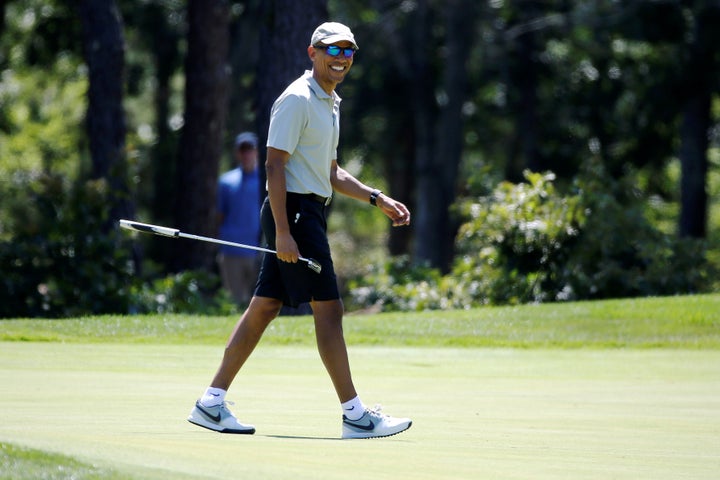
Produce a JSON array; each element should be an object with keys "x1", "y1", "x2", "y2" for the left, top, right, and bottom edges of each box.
[{"x1": 119, "y1": 219, "x2": 322, "y2": 274}]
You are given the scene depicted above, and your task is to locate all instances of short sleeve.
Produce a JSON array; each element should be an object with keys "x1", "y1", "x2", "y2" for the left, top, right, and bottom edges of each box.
[{"x1": 267, "y1": 93, "x2": 306, "y2": 155}]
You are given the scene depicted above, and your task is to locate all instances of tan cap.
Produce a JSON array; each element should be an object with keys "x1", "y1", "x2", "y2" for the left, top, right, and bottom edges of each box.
[{"x1": 310, "y1": 22, "x2": 358, "y2": 49}]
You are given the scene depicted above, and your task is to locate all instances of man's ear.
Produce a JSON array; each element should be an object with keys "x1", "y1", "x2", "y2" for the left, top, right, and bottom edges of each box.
[{"x1": 307, "y1": 45, "x2": 316, "y2": 61}]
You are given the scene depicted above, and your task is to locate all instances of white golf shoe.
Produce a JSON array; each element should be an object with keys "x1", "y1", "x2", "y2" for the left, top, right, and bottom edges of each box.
[
  {"x1": 187, "y1": 400, "x2": 255, "y2": 434},
  {"x1": 342, "y1": 405, "x2": 412, "y2": 439}
]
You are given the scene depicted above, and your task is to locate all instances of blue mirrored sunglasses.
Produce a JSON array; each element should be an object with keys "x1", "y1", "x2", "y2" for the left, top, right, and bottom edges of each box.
[{"x1": 314, "y1": 44, "x2": 356, "y2": 58}]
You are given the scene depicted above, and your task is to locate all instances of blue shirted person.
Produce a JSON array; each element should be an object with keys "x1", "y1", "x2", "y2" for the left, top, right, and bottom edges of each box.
[{"x1": 216, "y1": 132, "x2": 261, "y2": 305}]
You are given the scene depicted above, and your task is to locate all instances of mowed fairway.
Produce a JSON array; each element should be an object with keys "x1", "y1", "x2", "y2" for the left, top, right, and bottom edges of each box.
[{"x1": 1, "y1": 341, "x2": 719, "y2": 479}]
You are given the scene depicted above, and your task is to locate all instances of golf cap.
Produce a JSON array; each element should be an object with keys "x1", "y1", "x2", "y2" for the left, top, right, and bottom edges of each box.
[
  {"x1": 235, "y1": 131, "x2": 258, "y2": 149},
  {"x1": 310, "y1": 22, "x2": 358, "y2": 49}
]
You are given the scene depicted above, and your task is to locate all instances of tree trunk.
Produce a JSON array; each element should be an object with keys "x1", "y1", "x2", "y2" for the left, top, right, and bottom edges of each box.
[
  {"x1": 679, "y1": 5, "x2": 712, "y2": 239},
  {"x1": 144, "y1": 2, "x2": 182, "y2": 270},
  {"x1": 0, "y1": 0, "x2": 7, "y2": 41},
  {"x1": 679, "y1": 92, "x2": 709, "y2": 238},
  {"x1": 77, "y1": 0, "x2": 132, "y2": 224},
  {"x1": 146, "y1": 2, "x2": 182, "y2": 227},
  {"x1": 413, "y1": 0, "x2": 477, "y2": 271},
  {"x1": 173, "y1": 0, "x2": 230, "y2": 270},
  {"x1": 433, "y1": 0, "x2": 478, "y2": 271},
  {"x1": 387, "y1": 122, "x2": 415, "y2": 257},
  {"x1": 503, "y1": 1, "x2": 543, "y2": 182},
  {"x1": 516, "y1": 27, "x2": 540, "y2": 175},
  {"x1": 227, "y1": 2, "x2": 261, "y2": 139},
  {"x1": 255, "y1": 0, "x2": 328, "y2": 196},
  {"x1": 409, "y1": 0, "x2": 438, "y2": 268}
]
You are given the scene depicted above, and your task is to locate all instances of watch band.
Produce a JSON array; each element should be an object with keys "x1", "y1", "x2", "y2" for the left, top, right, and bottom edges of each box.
[{"x1": 369, "y1": 189, "x2": 382, "y2": 206}]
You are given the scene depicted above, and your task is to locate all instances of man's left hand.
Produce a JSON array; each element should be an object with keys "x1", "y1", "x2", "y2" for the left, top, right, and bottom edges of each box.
[{"x1": 377, "y1": 194, "x2": 411, "y2": 227}]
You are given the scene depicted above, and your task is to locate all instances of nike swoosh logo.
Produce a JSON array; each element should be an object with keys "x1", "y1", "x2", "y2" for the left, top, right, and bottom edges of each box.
[
  {"x1": 196, "y1": 402, "x2": 222, "y2": 422},
  {"x1": 344, "y1": 418, "x2": 375, "y2": 431}
]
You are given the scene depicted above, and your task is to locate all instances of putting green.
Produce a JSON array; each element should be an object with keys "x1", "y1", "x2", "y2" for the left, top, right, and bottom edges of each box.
[{"x1": 0, "y1": 342, "x2": 718, "y2": 479}]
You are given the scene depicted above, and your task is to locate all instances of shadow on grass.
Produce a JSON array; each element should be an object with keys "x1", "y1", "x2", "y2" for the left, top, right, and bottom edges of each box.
[{"x1": 261, "y1": 434, "x2": 342, "y2": 441}]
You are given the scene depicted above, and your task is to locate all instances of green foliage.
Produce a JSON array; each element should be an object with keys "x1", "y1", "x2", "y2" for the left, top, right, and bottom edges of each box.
[
  {"x1": 455, "y1": 170, "x2": 586, "y2": 304},
  {"x1": 0, "y1": 1, "x2": 86, "y2": 176},
  {"x1": 347, "y1": 256, "x2": 451, "y2": 312},
  {"x1": 564, "y1": 170, "x2": 713, "y2": 299},
  {"x1": 0, "y1": 171, "x2": 233, "y2": 318},
  {"x1": 0, "y1": 59, "x2": 87, "y2": 177},
  {"x1": 0, "y1": 175, "x2": 135, "y2": 318},
  {"x1": 350, "y1": 166, "x2": 714, "y2": 311},
  {"x1": 1, "y1": 1, "x2": 717, "y2": 316},
  {"x1": 129, "y1": 269, "x2": 236, "y2": 316}
]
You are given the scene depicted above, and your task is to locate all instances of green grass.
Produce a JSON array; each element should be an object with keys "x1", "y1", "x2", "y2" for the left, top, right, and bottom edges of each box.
[
  {"x1": 2, "y1": 293, "x2": 719, "y2": 348},
  {"x1": 1, "y1": 293, "x2": 719, "y2": 479},
  {"x1": 1, "y1": 344, "x2": 719, "y2": 479},
  {"x1": 0, "y1": 443, "x2": 125, "y2": 480}
]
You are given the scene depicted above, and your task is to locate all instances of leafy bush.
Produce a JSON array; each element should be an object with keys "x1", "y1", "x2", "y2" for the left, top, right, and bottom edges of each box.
[
  {"x1": 347, "y1": 256, "x2": 453, "y2": 312},
  {"x1": 0, "y1": 174, "x2": 136, "y2": 318},
  {"x1": 0, "y1": 171, "x2": 236, "y2": 317},
  {"x1": 129, "y1": 269, "x2": 236, "y2": 315},
  {"x1": 561, "y1": 164, "x2": 713, "y2": 299},
  {"x1": 349, "y1": 165, "x2": 714, "y2": 311},
  {"x1": 454, "y1": 170, "x2": 586, "y2": 304}
]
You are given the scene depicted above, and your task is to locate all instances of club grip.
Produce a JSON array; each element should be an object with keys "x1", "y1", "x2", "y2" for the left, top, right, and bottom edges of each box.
[{"x1": 119, "y1": 219, "x2": 179, "y2": 237}]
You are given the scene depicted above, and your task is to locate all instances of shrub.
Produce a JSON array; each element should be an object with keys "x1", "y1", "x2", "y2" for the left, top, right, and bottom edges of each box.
[
  {"x1": 0, "y1": 174, "x2": 135, "y2": 317},
  {"x1": 562, "y1": 165, "x2": 713, "y2": 299},
  {"x1": 129, "y1": 269, "x2": 236, "y2": 315},
  {"x1": 347, "y1": 256, "x2": 454, "y2": 312},
  {"x1": 348, "y1": 164, "x2": 713, "y2": 311},
  {"x1": 454, "y1": 170, "x2": 585, "y2": 304},
  {"x1": 0, "y1": 172, "x2": 236, "y2": 318}
]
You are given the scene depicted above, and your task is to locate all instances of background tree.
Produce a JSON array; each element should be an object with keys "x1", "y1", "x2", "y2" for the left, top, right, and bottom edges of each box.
[
  {"x1": 425, "y1": 0, "x2": 479, "y2": 271},
  {"x1": 77, "y1": 0, "x2": 133, "y2": 225},
  {"x1": 227, "y1": 0, "x2": 262, "y2": 142},
  {"x1": 335, "y1": 0, "x2": 417, "y2": 257},
  {"x1": 679, "y1": 2, "x2": 720, "y2": 238},
  {"x1": 120, "y1": 0, "x2": 185, "y2": 270},
  {"x1": 338, "y1": 0, "x2": 478, "y2": 270},
  {"x1": 501, "y1": 0, "x2": 547, "y2": 181},
  {"x1": 173, "y1": 0, "x2": 230, "y2": 271},
  {"x1": 0, "y1": 0, "x2": 7, "y2": 48}
]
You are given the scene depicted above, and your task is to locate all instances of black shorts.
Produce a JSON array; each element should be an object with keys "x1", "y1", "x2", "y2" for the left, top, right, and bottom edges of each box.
[{"x1": 254, "y1": 193, "x2": 339, "y2": 307}]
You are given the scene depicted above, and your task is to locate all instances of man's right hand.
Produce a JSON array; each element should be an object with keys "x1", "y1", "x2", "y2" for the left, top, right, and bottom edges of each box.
[{"x1": 275, "y1": 230, "x2": 300, "y2": 263}]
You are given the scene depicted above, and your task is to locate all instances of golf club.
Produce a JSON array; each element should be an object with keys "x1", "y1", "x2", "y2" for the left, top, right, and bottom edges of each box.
[{"x1": 119, "y1": 219, "x2": 322, "y2": 274}]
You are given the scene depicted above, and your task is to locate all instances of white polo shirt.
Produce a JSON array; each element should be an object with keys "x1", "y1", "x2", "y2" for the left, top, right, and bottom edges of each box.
[{"x1": 267, "y1": 70, "x2": 341, "y2": 198}]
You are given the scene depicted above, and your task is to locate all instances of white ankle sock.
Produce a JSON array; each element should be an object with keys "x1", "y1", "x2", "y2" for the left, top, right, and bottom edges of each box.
[
  {"x1": 341, "y1": 396, "x2": 365, "y2": 421},
  {"x1": 200, "y1": 387, "x2": 226, "y2": 407}
]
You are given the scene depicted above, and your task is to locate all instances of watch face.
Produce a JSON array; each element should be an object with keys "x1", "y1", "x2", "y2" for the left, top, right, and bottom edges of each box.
[{"x1": 370, "y1": 190, "x2": 381, "y2": 205}]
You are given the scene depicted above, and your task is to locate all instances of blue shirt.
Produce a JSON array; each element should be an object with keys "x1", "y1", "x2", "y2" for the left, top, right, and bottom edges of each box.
[{"x1": 217, "y1": 168, "x2": 261, "y2": 257}]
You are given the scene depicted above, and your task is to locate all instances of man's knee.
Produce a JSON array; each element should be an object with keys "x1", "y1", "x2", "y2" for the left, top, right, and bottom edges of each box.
[{"x1": 249, "y1": 296, "x2": 283, "y2": 320}]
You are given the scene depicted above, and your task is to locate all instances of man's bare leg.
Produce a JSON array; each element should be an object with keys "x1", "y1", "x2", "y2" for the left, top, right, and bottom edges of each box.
[
  {"x1": 187, "y1": 296, "x2": 282, "y2": 434},
  {"x1": 210, "y1": 296, "x2": 283, "y2": 390},
  {"x1": 310, "y1": 299, "x2": 357, "y2": 403}
]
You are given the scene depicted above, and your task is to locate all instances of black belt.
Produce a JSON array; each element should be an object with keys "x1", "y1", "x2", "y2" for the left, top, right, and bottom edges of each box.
[
  {"x1": 308, "y1": 193, "x2": 332, "y2": 206},
  {"x1": 288, "y1": 192, "x2": 332, "y2": 206}
]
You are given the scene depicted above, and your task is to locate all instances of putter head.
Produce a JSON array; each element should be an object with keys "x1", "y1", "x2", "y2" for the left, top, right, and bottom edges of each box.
[{"x1": 305, "y1": 258, "x2": 322, "y2": 274}]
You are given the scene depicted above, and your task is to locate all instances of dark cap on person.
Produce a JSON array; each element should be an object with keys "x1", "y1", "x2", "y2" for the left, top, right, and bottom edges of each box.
[
  {"x1": 310, "y1": 22, "x2": 358, "y2": 50},
  {"x1": 235, "y1": 132, "x2": 258, "y2": 149}
]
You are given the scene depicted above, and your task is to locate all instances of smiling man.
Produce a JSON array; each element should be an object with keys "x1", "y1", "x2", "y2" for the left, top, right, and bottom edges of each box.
[{"x1": 187, "y1": 22, "x2": 413, "y2": 439}]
